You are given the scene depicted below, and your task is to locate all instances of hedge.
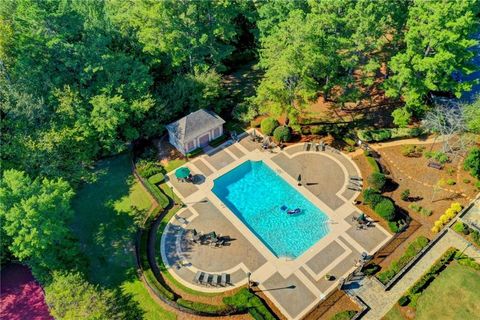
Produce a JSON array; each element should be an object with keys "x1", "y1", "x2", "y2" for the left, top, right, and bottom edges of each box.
[
  {"x1": 407, "y1": 248, "x2": 457, "y2": 296},
  {"x1": 261, "y1": 117, "x2": 279, "y2": 136},
  {"x1": 176, "y1": 299, "x2": 231, "y2": 313},
  {"x1": 208, "y1": 135, "x2": 228, "y2": 147},
  {"x1": 377, "y1": 236, "x2": 429, "y2": 284},
  {"x1": 148, "y1": 173, "x2": 165, "y2": 184},
  {"x1": 143, "y1": 268, "x2": 176, "y2": 301},
  {"x1": 186, "y1": 147, "x2": 203, "y2": 158},
  {"x1": 143, "y1": 178, "x2": 170, "y2": 209},
  {"x1": 358, "y1": 127, "x2": 423, "y2": 142}
]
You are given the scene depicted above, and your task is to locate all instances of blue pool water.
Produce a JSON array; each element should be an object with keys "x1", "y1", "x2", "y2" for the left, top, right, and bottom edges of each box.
[{"x1": 212, "y1": 160, "x2": 330, "y2": 258}]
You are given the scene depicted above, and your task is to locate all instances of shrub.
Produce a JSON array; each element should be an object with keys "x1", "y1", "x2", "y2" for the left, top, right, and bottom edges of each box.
[
  {"x1": 186, "y1": 147, "x2": 203, "y2": 158},
  {"x1": 401, "y1": 189, "x2": 410, "y2": 201},
  {"x1": 208, "y1": 134, "x2": 227, "y2": 147},
  {"x1": 388, "y1": 221, "x2": 400, "y2": 233},
  {"x1": 331, "y1": 310, "x2": 357, "y2": 320},
  {"x1": 371, "y1": 129, "x2": 391, "y2": 141},
  {"x1": 423, "y1": 150, "x2": 434, "y2": 159},
  {"x1": 401, "y1": 145, "x2": 416, "y2": 157},
  {"x1": 463, "y1": 147, "x2": 480, "y2": 178},
  {"x1": 260, "y1": 117, "x2": 279, "y2": 136},
  {"x1": 311, "y1": 125, "x2": 328, "y2": 135},
  {"x1": 476, "y1": 181, "x2": 480, "y2": 190},
  {"x1": 250, "y1": 118, "x2": 262, "y2": 128},
  {"x1": 392, "y1": 108, "x2": 411, "y2": 128},
  {"x1": 363, "y1": 188, "x2": 383, "y2": 208},
  {"x1": 143, "y1": 179, "x2": 169, "y2": 209},
  {"x1": 452, "y1": 221, "x2": 465, "y2": 234},
  {"x1": 433, "y1": 151, "x2": 449, "y2": 164},
  {"x1": 177, "y1": 299, "x2": 229, "y2": 313},
  {"x1": 446, "y1": 167, "x2": 455, "y2": 175},
  {"x1": 446, "y1": 178, "x2": 456, "y2": 185},
  {"x1": 148, "y1": 173, "x2": 165, "y2": 185},
  {"x1": 431, "y1": 202, "x2": 462, "y2": 233},
  {"x1": 368, "y1": 172, "x2": 386, "y2": 191},
  {"x1": 377, "y1": 236, "x2": 429, "y2": 283},
  {"x1": 273, "y1": 126, "x2": 292, "y2": 142},
  {"x1": 137, "y1": 160, "x2": 163, "y2": 178},
  {"x1": 362, "y1": 263, "x2": 380, "y2": 275},
  {"x1": 375, "y1": 198, "x2": 396, "y2": 221},
  {"x1": 463, "y1": 178, "x2": 471, "y2": 184},
  {"x1": 398, "y1": 296, "x2": 410, "y2": 306},
  {"x1": 344, "y1": 137, "x2": 356, "y2": 146},
  {"x1": 419, "y1": 208, "x2": 432, "y2": 216}
]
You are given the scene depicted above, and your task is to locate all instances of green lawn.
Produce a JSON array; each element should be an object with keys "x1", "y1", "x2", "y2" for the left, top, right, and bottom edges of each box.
[
  {"x1": 164, "y1": 158, "x2": 187, "y2": 173},
  {"x1": 72, "y1": 153, "x2": 175, "y2": 319},
  {"x1": 415, "y1": 263, "x2": 480, "y2": 320},
  {"x1": 384, "y1": 262, "x2": 480, "y2": 320}
]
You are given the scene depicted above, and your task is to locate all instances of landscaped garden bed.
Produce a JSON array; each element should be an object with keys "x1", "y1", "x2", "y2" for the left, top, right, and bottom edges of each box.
[{"x1": 376, "y1": 236, "x2": 429, "y2": 284}]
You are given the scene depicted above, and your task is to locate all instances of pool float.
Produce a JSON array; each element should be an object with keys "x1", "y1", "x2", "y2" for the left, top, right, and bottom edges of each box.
[{"x1": 287, "y1": 208, "x2": 301, "y2": 215}]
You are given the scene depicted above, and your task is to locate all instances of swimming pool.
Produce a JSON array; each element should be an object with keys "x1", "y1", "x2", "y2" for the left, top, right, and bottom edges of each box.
[{"x1": 212, "y1": 160, "x2": 330, "y2": 258}]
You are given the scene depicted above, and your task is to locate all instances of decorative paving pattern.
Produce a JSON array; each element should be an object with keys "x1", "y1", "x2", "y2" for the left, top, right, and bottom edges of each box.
[
  {"x1": 191, "y1": 159, "x2": 213, "y2": 177},
  {"x1": 163, "y1": 133, "x2": 392, "y2": 319}
]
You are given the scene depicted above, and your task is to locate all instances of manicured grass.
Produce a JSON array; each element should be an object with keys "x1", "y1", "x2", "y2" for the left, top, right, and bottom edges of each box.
[
  {"x1": 72, "y1": 153, "x2": 174, "y2": 319},
  {"x1": 122, "y1": 280, "x2": 176, "y2": 320},
  {"x1": 415, "y1": 263, "x2": 480, "y2": 320},
  {"x1": 383, "y1": 305, "x2": 404, "y2": 320},
  {"x1": 164, "y1": 159, "x2": 187, "y2": 173}
]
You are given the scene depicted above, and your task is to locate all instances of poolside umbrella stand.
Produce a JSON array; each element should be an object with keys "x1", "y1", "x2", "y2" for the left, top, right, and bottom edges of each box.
[{"x1": 175, "y1": 167, "x2": 191, "y2": 180}]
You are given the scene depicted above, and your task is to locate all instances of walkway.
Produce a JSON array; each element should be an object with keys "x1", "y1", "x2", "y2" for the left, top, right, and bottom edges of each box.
[{"x1": 348, "y1": 229, "x2": 480, "y2": 320}]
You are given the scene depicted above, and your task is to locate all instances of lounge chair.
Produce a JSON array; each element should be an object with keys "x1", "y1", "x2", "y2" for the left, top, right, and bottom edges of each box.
[
  {"x1": 303, "y1": 143, "x2": 308, "y2": 151},
  {"x1": 200, "y1": 273, "x2": 210, "y2": 285},
  {"x1": 194, "y1": 271, "x2": 203, "y2": 283},
  {"x1": 205, "y1": 274, "x2": 214, "y2": 286},
  {"x1": 349, "y1": 175, "x2": 363, "y2": 181},
  {"x1": 175, "y1": 214, "x2": 188, "y2": 224},
  {"x1": 347, "y1": 186, "x2": 362, "y2": 192},
  {"x1": 220, "y1": 273, "x2": 228, "y2": 286},
  {"x1": 212, "y1": 274, "x2": 220, "y2": 286}
]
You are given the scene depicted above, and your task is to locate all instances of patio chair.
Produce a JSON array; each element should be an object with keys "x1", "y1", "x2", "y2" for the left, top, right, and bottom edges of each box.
[
  {"x1": 174, "y1": 214, "x2": 188, "y2": 224},
  {"x1": 220, "y1": 273, "x2": 228, "y2": 286},
  {"x1": 199, "y1": 272, "x2": 209, "y2": 285},
  {"x1": 212, "y1": 274, "x2": 220, "y2": 286},
  {"x1": 349, "y1": 175, "x2": 362, "y2": 181},
  {"x1": 205, "y1": 274, "x2": 214, "y2": 286},
  {"x1": 194, "y1": 271, "x2": 203, "y2": 283}
]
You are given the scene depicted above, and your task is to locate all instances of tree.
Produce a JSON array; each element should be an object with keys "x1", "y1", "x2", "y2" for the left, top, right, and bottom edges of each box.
[
  {"x1": 109, "y1": 0, "x2": 242, "y2": 72},
  {"x1": 368, "y1": 172, "x2": 387, "y2": 191},
  {"x1": 392, "y1": 107, "x2": 412, "y2": 128},
  {"x1": 374, "y1": 198, "x2": 396, "y2": 221},
  {"x1": 385, "y1": 0, "x2": 480, "y2": 114},
  {"x1": 463, "y1": 96, "x2": 480, "y2": 133},
  {"x1": 464, "y1": 147, "x2": 480, "y2": 179},
  {"x1": 0, "y1": 170, "x2": 80, "y2": 280},
  {"x1": 45, "y1": 271, "x2": 117, "y2": 320}
]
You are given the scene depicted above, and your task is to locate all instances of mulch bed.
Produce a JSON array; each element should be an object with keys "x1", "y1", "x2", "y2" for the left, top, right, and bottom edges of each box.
[
  {"x1": 0, "y1": 263, "x2": 52, "y2": 320},
  {"x1": 303, "y1": 289, "x2": 360, "y2": 320}
]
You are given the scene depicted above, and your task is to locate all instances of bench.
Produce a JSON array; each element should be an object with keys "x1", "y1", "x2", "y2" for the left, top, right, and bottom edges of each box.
[{"x1": 427, "y1": 161, "x2": 443, "y2": 170}]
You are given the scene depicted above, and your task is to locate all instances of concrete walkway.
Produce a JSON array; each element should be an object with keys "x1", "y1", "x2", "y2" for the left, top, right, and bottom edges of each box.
[{"x1": 348, "y1": 229, "x2": 480, "y2": 320}]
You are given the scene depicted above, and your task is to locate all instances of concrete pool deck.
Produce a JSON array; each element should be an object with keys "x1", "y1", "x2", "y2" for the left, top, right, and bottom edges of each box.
[{"x1": 162, "y1": 132, "x2": 391, "y2": 320}]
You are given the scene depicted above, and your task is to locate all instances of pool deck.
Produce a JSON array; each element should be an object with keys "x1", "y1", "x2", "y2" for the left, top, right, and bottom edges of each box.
[{"x1": 162, "y1": 131, "x2": 391, "y2": 320}]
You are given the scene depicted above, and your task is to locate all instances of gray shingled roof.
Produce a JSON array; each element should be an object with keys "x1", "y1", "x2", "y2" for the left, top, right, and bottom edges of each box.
[{"x1": 166, "y1": 109, "x2": 225, "y2": 143}]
